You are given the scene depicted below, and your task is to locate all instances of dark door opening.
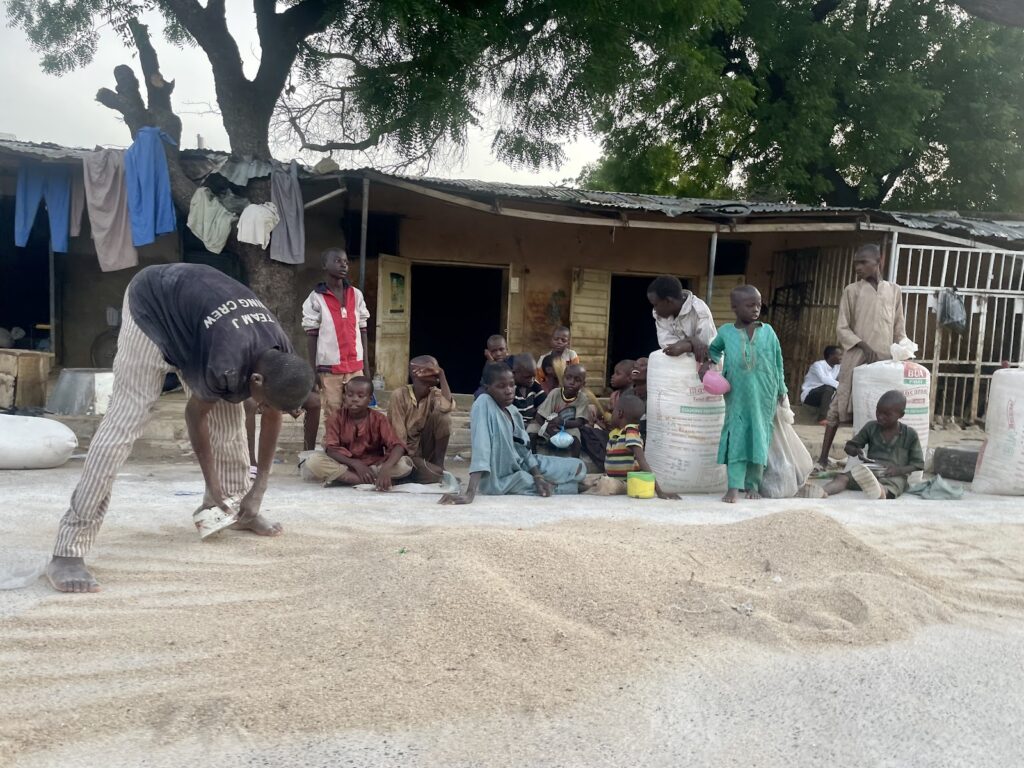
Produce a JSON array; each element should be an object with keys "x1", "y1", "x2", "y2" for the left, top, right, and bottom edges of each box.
[
  {"x1": 606, "y1": 274, "x2": 691, "y2": 380},
  {"x1": 0, "y1": 197, "x2": 51, "y2": 351},
  {"x1": 409, "y1": 263, "x2": 504, "y2": 393}
]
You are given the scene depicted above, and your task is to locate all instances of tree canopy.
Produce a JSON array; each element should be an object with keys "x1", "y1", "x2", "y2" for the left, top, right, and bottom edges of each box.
[
  {"x1": 580, "y1": 0, "x2": 1024, "y2": 212},
  {"x1": 4, "y1": 0, "x2": 737, "y2": 326}
]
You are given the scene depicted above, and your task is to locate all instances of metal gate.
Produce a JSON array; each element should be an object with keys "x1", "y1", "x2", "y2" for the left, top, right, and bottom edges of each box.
[
  {"x1": 892, "y1": 244, "x2": 1024, "y2": 425},
  {"x1": 770, "y1": 246, "x2": 857, "y2": 396}
]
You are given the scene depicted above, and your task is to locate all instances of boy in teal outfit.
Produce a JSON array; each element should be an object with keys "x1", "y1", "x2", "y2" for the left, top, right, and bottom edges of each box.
[{"x1": 702, "y1": 285, "x2": 787, "y2": 503}]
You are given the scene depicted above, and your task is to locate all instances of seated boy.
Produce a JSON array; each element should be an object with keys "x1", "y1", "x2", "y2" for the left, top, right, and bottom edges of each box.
[
  {"x1": 822, "y1": 389, "x2": 923, "y2": 500},
  {"x1": 528, "y1": 363, "x2": 596, "y2": 458},
  {"x1": 801, "y1": 345, "x2": 842, "y2": 425},
  {"x1": 305, "y1": 376, "x2": 414, "y2": 490},
  {"x1": 582, "y1": 394, "x2": 677, "y2": 499},
  {"x1": 511, "y1": 353, "x2": 547, "y2": 422},
  {"x1": 579, "y1": 358, "x2": 636, "y2": 465},
  {"x1": 387, "y1": 355, "x2": 455, "y2": 484},
  {"x1": 474, "y1": 334, "x2": 512, "y2": 398}
]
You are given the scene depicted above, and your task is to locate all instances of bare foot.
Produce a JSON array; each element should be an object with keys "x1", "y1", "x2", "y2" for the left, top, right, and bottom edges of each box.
[
  {"x1": 46, "y1": 556, "x2": 100, "y2": 593},
  {"x1": 722, "y1": 488, "x2": 740, "y2": 503},
  {"x1": 231, "y1": 512, "x2": 284, "y2": 537},
  {"x1": 745, "y1": 489, "x2": 762, "y2": 500}
]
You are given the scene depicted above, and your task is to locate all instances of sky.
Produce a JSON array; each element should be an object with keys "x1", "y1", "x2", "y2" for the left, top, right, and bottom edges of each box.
[{"x1": 0, "y1": 3, "x2": 602, "y2": 185}]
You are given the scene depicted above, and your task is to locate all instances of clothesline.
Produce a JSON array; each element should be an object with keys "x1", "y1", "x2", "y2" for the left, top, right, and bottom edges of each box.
[{"x1": 12, "y1": 129, "x2": 306, "y2": 271}]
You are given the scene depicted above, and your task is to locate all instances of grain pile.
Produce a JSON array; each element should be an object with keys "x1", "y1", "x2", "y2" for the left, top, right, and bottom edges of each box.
[{"x1": 0, "y1": 510, "x2": 1010, "y2": 762}]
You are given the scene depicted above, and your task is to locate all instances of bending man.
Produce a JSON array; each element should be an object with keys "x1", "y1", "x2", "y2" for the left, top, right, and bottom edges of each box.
[{"x1": 48, "y1": 263, "x2": 314, "y2": 593}]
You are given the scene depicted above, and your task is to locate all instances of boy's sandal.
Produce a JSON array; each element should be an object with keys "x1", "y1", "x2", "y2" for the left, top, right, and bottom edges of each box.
[{"x1": 849, "y1": 463, "x2": 887, "y2": 500}]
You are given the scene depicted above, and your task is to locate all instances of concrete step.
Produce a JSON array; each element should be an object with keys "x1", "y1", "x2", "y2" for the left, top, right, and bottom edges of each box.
[{"x1": 51, "y1": 392, "x2": 474, "y2": 462}]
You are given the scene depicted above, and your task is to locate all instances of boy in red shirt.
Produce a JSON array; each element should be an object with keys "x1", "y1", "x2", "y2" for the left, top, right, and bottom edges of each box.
[
  {"x1": 302, "y1": 247, "x2": 370, "y2": 422},
  {"x1": 305, "y1": 377, "x2": 413, "y2": 490}
]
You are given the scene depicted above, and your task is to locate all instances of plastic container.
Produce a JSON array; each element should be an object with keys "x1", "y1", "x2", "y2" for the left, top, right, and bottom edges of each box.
[
  {"x1": 702, "y1": 369, "x2": 731, "y2": 395},
  {"x1": 627, "y1": 471, "x2": 656, "y2": 498},
  {"x1": 645, "y1": 350, "x2": 727, "y2": 493}
]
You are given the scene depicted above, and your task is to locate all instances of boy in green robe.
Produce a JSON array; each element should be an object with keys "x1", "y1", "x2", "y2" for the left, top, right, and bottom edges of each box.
[{"x1": 703, "y1": 285, "x2": 787, "y2": 503}]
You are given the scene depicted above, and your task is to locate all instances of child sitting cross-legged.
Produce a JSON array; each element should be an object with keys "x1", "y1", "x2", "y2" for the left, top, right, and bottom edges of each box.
[
  {"x1": 439, "y1": 363, "x2": 585, "y2": 505},
  {"x1": 579, "y1": 358, "x2": 636, "y2": 465},
  {"x1": 528, "y1": 363, "x2": 596, "y2": 458},
  {"x1": 822, "y1": 389, "x2": 924, "y2": 500},
  {"x1": 305, "y1": 376, "x2": 414, "y2": 491},
  {"x1": 581, "y1": 394, "x2": 677, "y2": 499}
]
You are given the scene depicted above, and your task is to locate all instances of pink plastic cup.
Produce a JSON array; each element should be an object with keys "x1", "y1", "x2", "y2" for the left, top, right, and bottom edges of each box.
[{"x1": 703, "y1": 369, "x2": 731, "y2": 395}]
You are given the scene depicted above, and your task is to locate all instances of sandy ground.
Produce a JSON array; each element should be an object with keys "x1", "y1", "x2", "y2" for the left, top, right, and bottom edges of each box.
[{"x1": 1, "y1": 460, "x2": 1023, "y2": 768}]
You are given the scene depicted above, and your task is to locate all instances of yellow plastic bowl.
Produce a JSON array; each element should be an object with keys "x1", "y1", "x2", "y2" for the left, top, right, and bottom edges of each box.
[{"x1": 627, "y1": 471, "x2": 656, "y2": 499}]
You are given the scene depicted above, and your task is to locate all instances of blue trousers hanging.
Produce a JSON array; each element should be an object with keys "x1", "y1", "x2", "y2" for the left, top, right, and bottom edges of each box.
[
  {"x1": 125, "y1": 127, "x2": 177, "y2": 247},
  {"x1": 15, "y1": 163, "x2": 72, "y2": 252}
]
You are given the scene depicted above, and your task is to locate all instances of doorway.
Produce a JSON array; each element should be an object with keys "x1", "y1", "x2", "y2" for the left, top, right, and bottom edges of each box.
[
  {"x1": 0, "y1": 196, "x2": 51, "y2": 351},
  {"x1": 409, "y1": 263, "x2": 505, "y2": 393},
  {"x1": 606, "y1": 274, "x2": 691, "y2": 379}
]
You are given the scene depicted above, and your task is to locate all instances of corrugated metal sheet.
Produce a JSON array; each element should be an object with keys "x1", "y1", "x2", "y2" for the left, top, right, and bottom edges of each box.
[
  {"x1": 364, "y1": 172, "x2": 1024, "y2": 249},
  {"x1": 386, "y1": 173, "x2": 859, "y2": 218},
  {"x1": 0, "y1": 139, "x2": 96, "y2": 162}
]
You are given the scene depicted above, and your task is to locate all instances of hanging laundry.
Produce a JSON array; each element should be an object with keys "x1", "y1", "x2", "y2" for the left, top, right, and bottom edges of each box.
[
  {"x1": 238, "y1": 202, "x2": 279, "y2": 249},
  {"x1": 187, "y1": 187, "x2": 237, "y2": 254},
  {"x1": 15, "y1": 163, "x2": 72, "y2": 252},
  {"x1": 269, "y1": 160, "x2": 305, "y2": 264},
  {"x1": 125, "y1": 126, "x2": 177, "y2": 247},
  {"x1": 82, "y1": 150, "x2": 139, "y2": 272},
  {"x1": 69, "y1": 171, "x2": 86, "y2": 238}
]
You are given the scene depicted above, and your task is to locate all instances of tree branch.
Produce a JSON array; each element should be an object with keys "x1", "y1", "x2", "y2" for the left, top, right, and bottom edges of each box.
[
  {"x1": 252, "y1": 0, "x2": 333, "y2": 118},
  {"x1": 160, "y1": 0, "x2": 248, "y2": 92},
  {"x1": 94, "y1": 22, "x2": 196, "y2": 213},
  {"x1": 127, "y1": 20, "x2": 176, "y2": 125}
]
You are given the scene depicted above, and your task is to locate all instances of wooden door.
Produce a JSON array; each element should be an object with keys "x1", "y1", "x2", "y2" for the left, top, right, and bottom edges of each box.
[
  {"x1": 569, "y1": 268, "x2": 611, "y2": 393},
  {"x1": 374, "y1": 254, "x2": 411, "y2": 390}
]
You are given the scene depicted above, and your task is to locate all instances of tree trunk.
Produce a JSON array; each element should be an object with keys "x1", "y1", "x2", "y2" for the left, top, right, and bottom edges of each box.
[{"x1": 238, "y1": 245, "x2": 304, "y2": 352}]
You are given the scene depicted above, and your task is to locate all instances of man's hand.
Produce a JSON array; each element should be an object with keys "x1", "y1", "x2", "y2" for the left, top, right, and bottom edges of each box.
[
  {"x1": 238, "y1": 485, "x2": 264, "y2": 518},
  {"x1": 533, "y1": 475, "x2": 554, "y2": 497},
  {"x1": 544, "y1": 419, "x2": 561, "y2": 437},
  {"x1": 483, "y1": 348, "x2": 495, "y2": 362},
  {"x1": 857, "y1": 341, "x2": 879, "y2": 364},
  {"x1": 313, "y1": 373, "x2": 325, "y2": 393},
  {"x1": 375, "y1": 469, "x2": 393, "y2": 491},
  {"x1": 692, "y1": 338, "x2": 709, "y2": 364},
  {"x1": 349, "y1": 460, "x2": 375, "y2": 485},
  {"x1": 664, "y1": 340, "x2": 690, "y2": 357},
  {"x1": 202, "y1": 485, "x2": 232, "y2": 514}
]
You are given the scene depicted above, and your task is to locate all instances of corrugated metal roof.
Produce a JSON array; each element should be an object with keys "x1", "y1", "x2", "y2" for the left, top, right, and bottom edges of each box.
[
  {"x1": 360, "y1": 171, "x2": 1024, "y2": 249},
  {"x1": 393, "y1": 174, "x2": 860, "y2": 218},
  {"x1": 0, "y1": 139, "x2": 96, "y2": 162}
]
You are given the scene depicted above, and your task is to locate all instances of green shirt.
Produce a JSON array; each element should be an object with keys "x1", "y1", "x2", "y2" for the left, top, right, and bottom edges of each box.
[{"x1": 849, "y1": 421, "x2": 924, "y2": 496}]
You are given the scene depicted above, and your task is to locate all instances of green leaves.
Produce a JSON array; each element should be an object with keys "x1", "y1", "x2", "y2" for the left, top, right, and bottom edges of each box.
[{"x1": 586, "y1": 0, "x2": 1024, "y2": 211}]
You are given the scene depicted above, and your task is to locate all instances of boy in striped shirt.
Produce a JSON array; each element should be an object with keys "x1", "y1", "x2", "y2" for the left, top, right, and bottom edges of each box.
[{"x1": 582, "y1": 394, "x2": 676, "y2": 499}]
